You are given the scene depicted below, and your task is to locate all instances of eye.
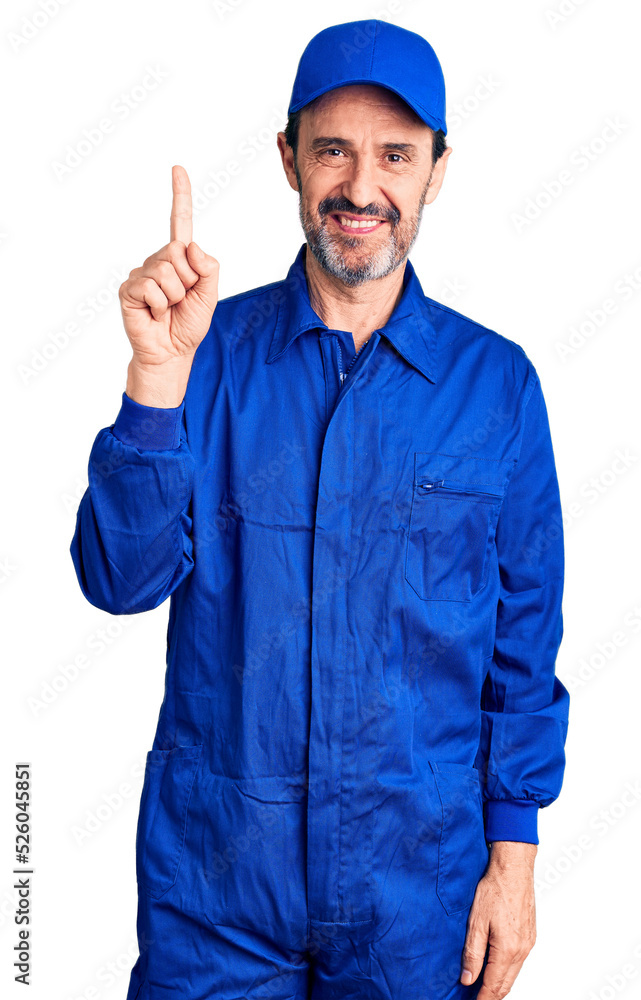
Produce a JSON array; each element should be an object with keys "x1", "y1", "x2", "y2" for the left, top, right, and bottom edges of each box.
[{"x1": 320, "y1": 148, "x2": 406, "y2": 163}]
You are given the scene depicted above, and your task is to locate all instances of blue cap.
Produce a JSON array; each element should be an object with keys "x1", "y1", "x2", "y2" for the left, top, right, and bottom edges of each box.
[{"x1": 287, "y1": 19, "x2": 447, "y2": 135}]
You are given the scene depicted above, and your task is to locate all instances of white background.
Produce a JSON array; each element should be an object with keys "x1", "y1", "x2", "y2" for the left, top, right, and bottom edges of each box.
[{"x1": 2, "y1": 0, "x2": 640, "y2": 997}]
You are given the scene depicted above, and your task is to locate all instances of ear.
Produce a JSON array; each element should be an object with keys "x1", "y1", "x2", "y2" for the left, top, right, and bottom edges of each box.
[
  {"x1": 424, "y1": 145, "x2": 453, "y2": 205},
  {"x1": 277, "y1": 132, "x2": 300, "y2": 194}
]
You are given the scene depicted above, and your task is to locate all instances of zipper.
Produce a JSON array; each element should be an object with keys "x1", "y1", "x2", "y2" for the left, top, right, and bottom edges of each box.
[
  {"x1": 337, "y1": 337, "x2": 370, "y2": 385},
  {"x1": 417, "y1": 478, "x2": 503, "y2": 500},
  {"x1": 417, "y1": 479, "x2": 445, "y2": 491},
  {"x1": 345, "y1": 338, "x2": 370, "y2": 379}
]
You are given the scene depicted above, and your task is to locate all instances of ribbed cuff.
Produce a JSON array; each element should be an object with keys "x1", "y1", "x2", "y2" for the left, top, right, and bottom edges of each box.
[
  {"x1": 111, "y1": 391, "x2": 185, "y2": 450},
  {"x1": 484, "y1": 799, "x2": 539, "y2": 845}
]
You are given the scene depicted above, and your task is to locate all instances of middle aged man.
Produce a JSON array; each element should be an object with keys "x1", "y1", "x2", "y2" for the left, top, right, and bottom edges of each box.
[{"x1": 70, "y1": 19, "x2": 570, "y2": 1000}]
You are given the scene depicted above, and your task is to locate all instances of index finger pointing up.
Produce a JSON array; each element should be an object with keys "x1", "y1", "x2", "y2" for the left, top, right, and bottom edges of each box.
[{"x1": 170, "y1": 164, "x2": 193, "y2": 246}]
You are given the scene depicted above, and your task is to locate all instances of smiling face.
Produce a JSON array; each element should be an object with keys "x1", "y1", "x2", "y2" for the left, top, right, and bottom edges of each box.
[{"x1": 278, "y1": 84, "x2": 451, "y2": 287}]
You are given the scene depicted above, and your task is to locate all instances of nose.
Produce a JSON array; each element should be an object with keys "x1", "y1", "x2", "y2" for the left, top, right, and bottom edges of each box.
[{"x1": 338, "y1": 156, "x2": 388, "y2": 218}]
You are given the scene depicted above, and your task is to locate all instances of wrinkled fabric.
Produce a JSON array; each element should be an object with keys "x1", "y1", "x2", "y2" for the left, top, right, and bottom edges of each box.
[{"x1": 70, "y1": 243, "x2": 569, "y2": 999}]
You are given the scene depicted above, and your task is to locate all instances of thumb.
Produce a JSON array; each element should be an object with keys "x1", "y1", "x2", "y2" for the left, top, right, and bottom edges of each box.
[
  {"x1": 460, "y1": 912, "x2": 489, "y2": 987},
  {"x1": 187, "y1": 242, "x2": 219, "y2": 304}
]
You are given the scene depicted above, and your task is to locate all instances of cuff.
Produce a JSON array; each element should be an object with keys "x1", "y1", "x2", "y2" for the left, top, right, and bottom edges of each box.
[
  {"x1": 111, "y1": 391, "x2": 185, "y2": 450},
  {"x1": 484, "y1": 799, "x2": 540, "y2": 845}
]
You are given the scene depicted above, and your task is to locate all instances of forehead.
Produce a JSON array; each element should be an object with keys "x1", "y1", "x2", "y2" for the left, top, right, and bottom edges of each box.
[{"x1": 303, "y1": 83, "x2": 426, "y2": 130}]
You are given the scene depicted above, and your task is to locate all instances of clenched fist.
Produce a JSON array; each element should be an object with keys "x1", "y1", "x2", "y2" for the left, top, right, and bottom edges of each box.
[{"x1": 119, "y1": 165, "x2": 219, "y2": 407}]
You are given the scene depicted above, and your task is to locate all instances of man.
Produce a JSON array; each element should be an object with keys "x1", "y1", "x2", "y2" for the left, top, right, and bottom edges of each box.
[{"x1": 70, "y1": 19, "x2": 570, "y2": 1000}]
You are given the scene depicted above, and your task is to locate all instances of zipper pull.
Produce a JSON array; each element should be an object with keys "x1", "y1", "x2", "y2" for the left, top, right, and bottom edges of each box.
[{"x1": 417, "y1": 478, "x2": 444, "y2": 491}]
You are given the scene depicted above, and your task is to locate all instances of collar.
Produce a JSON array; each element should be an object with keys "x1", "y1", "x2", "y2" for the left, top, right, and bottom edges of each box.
[{"x1": 265, "y1": 243, "x2": 437, "y2": 383}]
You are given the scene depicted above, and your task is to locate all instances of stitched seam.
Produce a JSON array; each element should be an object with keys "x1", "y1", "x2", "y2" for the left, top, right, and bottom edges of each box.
[
  {"x1": 368, "y1": 22, "x2": 378, "y2": 76},
  {"x1": 336, "y1": 392, "x2": 356, "y2": 916}
]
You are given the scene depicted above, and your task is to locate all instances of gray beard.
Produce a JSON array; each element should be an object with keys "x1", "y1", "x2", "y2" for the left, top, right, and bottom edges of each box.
[{"x1": 298, "y1": 184, "x2": 429, "y2": 287}]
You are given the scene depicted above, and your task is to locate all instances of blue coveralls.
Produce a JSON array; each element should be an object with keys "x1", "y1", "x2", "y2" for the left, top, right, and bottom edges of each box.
[{"x1": 70, "y1": 243, "x2": 570, "y2": 1000}]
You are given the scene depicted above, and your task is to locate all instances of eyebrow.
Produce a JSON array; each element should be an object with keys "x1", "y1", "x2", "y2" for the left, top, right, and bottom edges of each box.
[{"x1": 309, "y1": 136, "x2": 419, "y2": 155}]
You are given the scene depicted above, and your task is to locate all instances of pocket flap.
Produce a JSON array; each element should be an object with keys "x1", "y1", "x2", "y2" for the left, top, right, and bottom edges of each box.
[
  {"x1": 429, "y1": 760, "x2": 489, "y2": 915},
  {"x1": 136, "y1": 743, "x2": 203, "y2": 899}
]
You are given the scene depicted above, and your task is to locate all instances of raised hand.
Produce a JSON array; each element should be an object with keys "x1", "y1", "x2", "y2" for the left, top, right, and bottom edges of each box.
[{"x1": 119, "y1": 165, "x2": 219, "y2": 369}]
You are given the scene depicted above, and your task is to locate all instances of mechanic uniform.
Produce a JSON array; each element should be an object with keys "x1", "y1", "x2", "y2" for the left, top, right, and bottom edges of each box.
[{"x1": 70, "y1": 242, "x2": 570, "y2": 1000}]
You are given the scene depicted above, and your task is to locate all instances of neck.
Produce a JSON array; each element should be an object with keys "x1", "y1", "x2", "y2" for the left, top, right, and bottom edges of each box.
[{"x1": 303, "y1": 245, "x2": 406, "y2": 352}]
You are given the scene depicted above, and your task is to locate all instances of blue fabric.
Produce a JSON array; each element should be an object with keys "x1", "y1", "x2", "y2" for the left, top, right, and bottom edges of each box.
[
  {"x1": 288, "y1": 19, "x2": 448, "y2": 134},
  {"x1": 70, "y1": 243, "x2": 569, "y2": 999}
]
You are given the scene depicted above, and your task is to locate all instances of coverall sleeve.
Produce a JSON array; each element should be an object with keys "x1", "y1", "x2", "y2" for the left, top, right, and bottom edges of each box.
[
  {"x1": 69, "y1": 390, "x2": 195, "y2": 615},
  {"x1": 478, "y1": 365, "x2": 570, "y2": 845}
]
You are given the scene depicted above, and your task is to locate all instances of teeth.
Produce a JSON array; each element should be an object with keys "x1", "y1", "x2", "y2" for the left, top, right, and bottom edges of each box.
[{"x1": 338, "y1": 215, "x2": 381, "y2": 229}]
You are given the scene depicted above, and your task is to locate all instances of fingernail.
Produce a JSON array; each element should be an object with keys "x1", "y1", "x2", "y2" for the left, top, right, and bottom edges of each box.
[
  {"x1": 461, "y1": 969, "x2": 473, "y2": 985},
  {"x1": 192, "y1": 244, "x2": 203, "y2": 257}
]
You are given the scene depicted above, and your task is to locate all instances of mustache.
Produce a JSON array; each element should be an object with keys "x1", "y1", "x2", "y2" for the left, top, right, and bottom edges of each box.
[{"x1": 318, "y1": 199, "x2": 400, "y2": 226}]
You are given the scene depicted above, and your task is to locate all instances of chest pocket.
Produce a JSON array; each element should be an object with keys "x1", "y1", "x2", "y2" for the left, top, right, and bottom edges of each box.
[{"x1": 405, "y1": 452, "x2": 514, "y2": 603}]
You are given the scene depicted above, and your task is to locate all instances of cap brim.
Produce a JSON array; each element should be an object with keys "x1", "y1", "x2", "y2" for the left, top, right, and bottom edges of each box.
[{"x1": 288, "y1": 79, "x2": 446, "y2": 135}]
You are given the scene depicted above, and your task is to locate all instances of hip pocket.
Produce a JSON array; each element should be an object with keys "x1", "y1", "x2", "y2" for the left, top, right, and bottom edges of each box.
[
  {"x1": 405, "y1": 453, "x2": 512, "y2": 602},
  {"x1": 429, "y1": 760, "x2": 490, "y2": 915},
  {"x1": 135, "y1": 743, "x2": 203, "y2": 899}
]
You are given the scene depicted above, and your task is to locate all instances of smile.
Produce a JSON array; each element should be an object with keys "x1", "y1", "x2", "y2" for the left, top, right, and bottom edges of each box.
[{"x1": 330, "y1": 214, "x2": 387, "y2": 234}]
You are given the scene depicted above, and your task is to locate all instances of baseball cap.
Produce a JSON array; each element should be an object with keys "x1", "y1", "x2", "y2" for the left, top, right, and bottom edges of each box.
[{"x1": 287, "y1": 19, "x2": 447, "y2": 135}]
